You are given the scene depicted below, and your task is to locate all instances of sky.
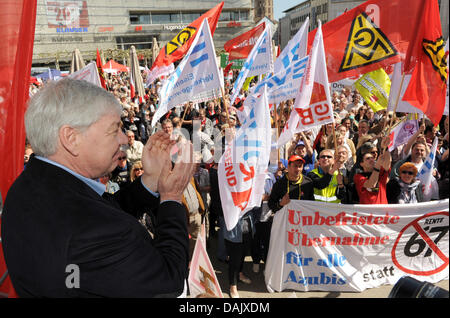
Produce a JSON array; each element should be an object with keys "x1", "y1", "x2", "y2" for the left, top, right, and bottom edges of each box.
[{"x1": 273, "y1": 0, "x2": 300, "y2": 21}]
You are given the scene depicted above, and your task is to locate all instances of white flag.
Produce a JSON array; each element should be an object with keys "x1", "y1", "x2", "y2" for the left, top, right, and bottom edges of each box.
[
  {"x1": 151, "y1": 19, "x2": 222, "y2": 127},
  {"x1": 388, "y1": 119, "x2": 419, "y2": 152},
  {"x1": 274, "y1": 17, "x2": 308, "y2": 72},
  {"x1": 388, "y1": 62, "x2": 422, "y2": 114},
  {"x1": 68, "y1": 62, "x2": 102, "y2": 88},
  {"x1": 229, "y1": 24, "x2": 273, "y2": 107},
  {"x1": 145, "y1": 63, "x2": 174, "y2": 87},
  {"x1": 278, "y1": 21, "x2": 333, "y2": 147},
  {"x1": 236, "y1": 20, "x2": 309, "y2": 124},
  {"x1": 218, "y1": 87, "x2": 272, "y2": 231},
  {"x1": 417, "y1": 137, "x2": 439, "y2": 201}
]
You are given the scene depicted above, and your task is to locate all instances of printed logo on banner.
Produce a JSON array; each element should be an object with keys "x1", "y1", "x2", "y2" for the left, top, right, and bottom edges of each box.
[
  {"x1": 339, "y1": 12, "x2": 397, "y2": 73},
  {"x1": 292, "y1": 82, "x2": 332, "y2": 128},
  {"x1": 422, "y1": 37, "x2": 448, "y2": 82},
  {"x1": 391, "y1": 211, "x2": 449, "y2": 276},
  {"x1": 165, "y1": 26, "x2": 197, "y2": 55}
]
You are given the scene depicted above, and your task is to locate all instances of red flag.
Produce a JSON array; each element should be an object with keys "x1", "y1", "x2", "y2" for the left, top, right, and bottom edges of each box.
[
  {"x1": 0, "y1": 0, "x2": 37, "y2": 298},
  {"x1": 96, "y1": 49, "x2": 107, "y2": 89},
  {"x1": 130, "y1": 70, "x2": 136, "y2": 100},
  {"x1": 402, "y1": 0, "x2": 447, "y2": 126},
  {"x1": 150, "y1": 2, "x2": 223, "y2": 71},
  {"x1": 309, "y1": 0, "x2": 425, "y2": 83},
  {"x1": 224, "y1": 23, "x2": 265, "y2": 60},
  {"x1": 223, "y1": 62, "x2": 233, "y2": 76}
]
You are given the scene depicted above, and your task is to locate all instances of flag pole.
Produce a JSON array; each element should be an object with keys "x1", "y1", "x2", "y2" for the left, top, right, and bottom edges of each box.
[
  {"x1": 382, "y1": 72, "x2": 406, "y2": 154},
  {"x1": 274, "y1": 103, "x2": 279, "y2": 162},
  {"x1": 220, "y1": 86, "x2": 231, "y2": 126}
]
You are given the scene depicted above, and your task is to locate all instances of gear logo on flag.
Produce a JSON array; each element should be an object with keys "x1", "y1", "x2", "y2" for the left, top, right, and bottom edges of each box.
[
  {"x1": 339, "y1": 11, "x2": 397, "y2": 73},
  {"x1": 422, "y1": 37, "x2": 448, "y2": 82},
  {"x1": 165, "y1": 26, "x2": 197, "y2": 55}
]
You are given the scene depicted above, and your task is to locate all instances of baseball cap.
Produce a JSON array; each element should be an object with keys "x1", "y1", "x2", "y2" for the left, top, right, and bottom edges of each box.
[
  {"x1": 295, "y1": 140, "x2": 305, "y2": 148},
  {"x1": 288, "y1": 155, "x2": 305, "y2": 164}
]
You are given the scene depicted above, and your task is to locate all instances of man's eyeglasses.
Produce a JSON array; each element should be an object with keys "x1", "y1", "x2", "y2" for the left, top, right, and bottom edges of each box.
[
  {"x1": 320, "y1": 155, "x2": 333, "y2": 159},
  {"x1": 118, "y1": 156, "x2": 127, "y2": 160},
  {"x1": 401, "y1": 171, "x2": 415, "y2": 176}
]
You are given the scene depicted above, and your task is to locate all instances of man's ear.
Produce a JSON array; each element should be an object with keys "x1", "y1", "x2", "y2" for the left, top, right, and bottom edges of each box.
[{"x1": 59, "y1": 125, "x2": 81, "y2": 156}]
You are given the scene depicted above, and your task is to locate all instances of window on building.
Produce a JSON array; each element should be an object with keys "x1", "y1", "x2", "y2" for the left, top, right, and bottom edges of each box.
[
  {"x1": 130, "y1": 13, "x2": 150, "y2": 25},
  {"x1": 239, "y1": 10, "x2": 249, "y2": 21},
  {"x1": 182, "y1": 12, "x2": 201, "y2": 23}
]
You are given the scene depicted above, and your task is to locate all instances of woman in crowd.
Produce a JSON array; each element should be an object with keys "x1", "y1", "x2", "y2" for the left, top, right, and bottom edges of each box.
[
  {"x1": 130, "y1": 161, "x2": 144, "y2": 182},
  {"x1": 386, "y1": 162, "x2": 424, "y2": 204}
]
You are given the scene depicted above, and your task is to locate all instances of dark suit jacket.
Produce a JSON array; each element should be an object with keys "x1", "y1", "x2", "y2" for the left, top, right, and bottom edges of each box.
[{"x1": 1, "y1": 157, "x2": 189, "y2": 297}]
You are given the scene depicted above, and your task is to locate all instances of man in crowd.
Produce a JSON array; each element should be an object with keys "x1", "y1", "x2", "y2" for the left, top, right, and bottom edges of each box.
[
  {"x1": 2, "y1": 78, "x2": 196, "y2": 297},
  {"x1": 268, "y1": 155, "x2": 315, "y2": 213},
  {"x1": 307, "y1": 149, "x2": 346, "y2": 203},
  {"x1": 124, "y1": 130, "x2": 144, "y2": 166}
]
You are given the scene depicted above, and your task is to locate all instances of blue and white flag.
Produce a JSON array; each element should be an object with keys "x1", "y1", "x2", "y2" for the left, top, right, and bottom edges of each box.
[
  {"x1": 218, "y1": 87, "x2": 272, "y2": 231},
  {"x1": 247, "y1": 18, "x2": 309, "y2": 105},
  {"x1": 152, "y1": 19, "x2": 222, "y2": 127},
  {"x1": 274, "y1": 17, "x2": 309, "y2": 73},
  {"x1": 417, "y1": 137, "x2": 439, "y2": 201},
  {"x1": 233, "y1": 18, "x2": 309, "y2": 123},
  {"x1": 229, "y1": 24, "x2": 273, "y2": 107}
]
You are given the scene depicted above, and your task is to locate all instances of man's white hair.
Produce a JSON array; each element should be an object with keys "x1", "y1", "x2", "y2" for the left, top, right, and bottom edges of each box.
[{"x1": 25, "y1": 78, "x2": 122, "y2": 157}]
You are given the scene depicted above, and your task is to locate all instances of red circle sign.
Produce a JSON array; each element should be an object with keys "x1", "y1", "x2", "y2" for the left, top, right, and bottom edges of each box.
[{"x1": 391, "y1": 211, "x2": 449, "y2": 276}]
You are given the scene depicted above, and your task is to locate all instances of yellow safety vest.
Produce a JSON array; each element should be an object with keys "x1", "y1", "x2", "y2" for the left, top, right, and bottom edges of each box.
[{"x1": 310, "y1": 168, "x2": 341, "y2": 203}]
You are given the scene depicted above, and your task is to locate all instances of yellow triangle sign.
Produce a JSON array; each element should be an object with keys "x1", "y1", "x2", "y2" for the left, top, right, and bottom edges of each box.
[
  {"x1": 165, "y1": 26, "x2": 197, "y2": 56},
  {"x1": 339, "y1": 12, "x2": 397, "y2": 73},
  {"x1": 423, "y1": 37, "x2": 448, "y2": 82}
]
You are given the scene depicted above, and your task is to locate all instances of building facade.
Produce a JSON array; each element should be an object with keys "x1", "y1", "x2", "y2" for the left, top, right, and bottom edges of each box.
[
  {"x1": 277, "y1": 0, "x2": 449, "y2": 50},
  {"x1": 33, "y1": 0, "x2": 256, "y2": 68},
  {"x1": 254, "y1": 0, "x2": 273, "y2": 22}
]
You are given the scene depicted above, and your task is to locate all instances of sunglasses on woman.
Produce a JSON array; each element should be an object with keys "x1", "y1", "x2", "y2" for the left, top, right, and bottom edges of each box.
[{"x1": 401, "y1": 171, "x2": 415, "y2": 176}]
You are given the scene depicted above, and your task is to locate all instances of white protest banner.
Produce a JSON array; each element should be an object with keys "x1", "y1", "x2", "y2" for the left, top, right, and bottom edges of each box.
[
  {"x1": 68, "y1": 62, "x2": 102, "y2": 87},
  {"x1": 188, "y1": 234, "x2": 223, "y2": 298},
  {"x1": 265, "y1": 199, "x2": 449, "y2": 293},
  {"x1": 229, "y1": 24, "x2": 273, "y2": 107},
  {"x1": 278, "y1": 21, "x2": 333, "y2": 147},
  {"x1": 388, "y1": 119, "x2": 418, "y2": 151},
  {"x1": 219, "y1": 87, "x2": 271, "y2": 231},
  {"x1": 152, "y1": 19, "x2": 222, "y2": 127}
]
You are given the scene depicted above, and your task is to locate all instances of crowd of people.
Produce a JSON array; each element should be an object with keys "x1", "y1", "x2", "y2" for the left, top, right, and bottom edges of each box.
[{"x1": 23, "y1": 69, "x2": 449, "y2": 298}]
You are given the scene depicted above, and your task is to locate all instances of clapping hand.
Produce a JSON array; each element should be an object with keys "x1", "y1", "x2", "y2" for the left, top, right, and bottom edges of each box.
[{"x1": 141, "y1": 131, "x2": 176, "y2": 192}]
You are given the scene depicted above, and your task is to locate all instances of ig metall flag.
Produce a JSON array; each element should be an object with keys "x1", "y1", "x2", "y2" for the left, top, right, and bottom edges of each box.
[{"x1": 152, "y1": 18, "x2": 222, "y2": 127}]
